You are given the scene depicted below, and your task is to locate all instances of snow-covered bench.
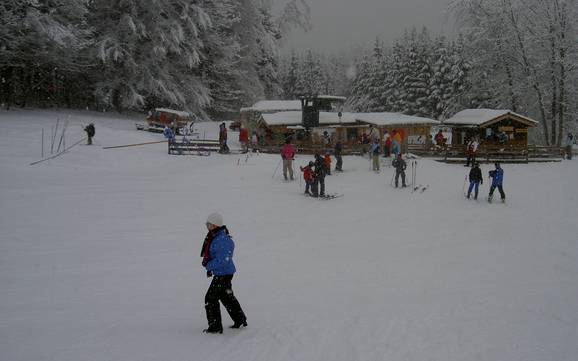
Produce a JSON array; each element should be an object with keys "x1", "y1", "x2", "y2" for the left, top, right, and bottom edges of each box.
[{"x1": 168, "y1": 139, "x2": 220, "y2": 155}]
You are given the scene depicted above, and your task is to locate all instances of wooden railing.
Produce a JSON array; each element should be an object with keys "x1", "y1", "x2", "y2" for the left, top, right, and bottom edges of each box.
[{"x1": 441, "y1": 144, "x2": 564, "y2": 162}]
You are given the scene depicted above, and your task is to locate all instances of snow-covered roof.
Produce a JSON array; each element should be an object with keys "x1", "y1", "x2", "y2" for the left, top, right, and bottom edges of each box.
[
  {"x1": 261, "y1": 111, "x2": 438, "y2": 127},
  {"x1": 240, "y1": 100, "x2": 302, "y2": 113},
  {"x1": 262, "y1": 111, "x2": 358, "y2": 126},
  {"x1": 356, "y1": 113, "x2": 439, "y2": 126},
  {"x1": 315, "y1": 95, "x2": 347, "y2": 101},
  {"x1": 443, "y1": 109, "x2": 539, "y2": 127},
  {"x1": 154, "y1": 108, "x2": 190, "y2": 117}
]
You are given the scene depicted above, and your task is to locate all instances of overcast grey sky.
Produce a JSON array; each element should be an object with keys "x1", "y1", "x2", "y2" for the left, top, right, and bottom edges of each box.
[{"x1": 278, "y1": 0, "x2": 455, "y2": 53}]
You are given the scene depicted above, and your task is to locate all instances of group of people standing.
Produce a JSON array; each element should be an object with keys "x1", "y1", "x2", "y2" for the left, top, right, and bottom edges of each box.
[{"x1": 466, "y1": 162, "x2": 506, "y2": 202}]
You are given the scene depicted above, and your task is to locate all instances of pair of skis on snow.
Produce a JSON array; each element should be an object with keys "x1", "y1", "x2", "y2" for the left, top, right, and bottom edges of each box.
[
  {"x1": 409, "y1": 161, "x2": 428, "y2": 193},
  {"x1": 413, "y1": 184, "x2": 429, "y2": 193},
  {"x1": 304, "y1": 193, "x2": 344, "y2": 200}
]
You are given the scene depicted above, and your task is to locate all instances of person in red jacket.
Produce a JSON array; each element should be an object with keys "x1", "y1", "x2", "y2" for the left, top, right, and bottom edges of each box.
[
  {"x1": 300, "y1": 161, "x2": 314, "y2": 195},
  {"x1": 238, "y1": 126, "x2": 249, "y2": 153},
  {"x1": 280, "y1": 138, "x2": 295, "y2": 181}
]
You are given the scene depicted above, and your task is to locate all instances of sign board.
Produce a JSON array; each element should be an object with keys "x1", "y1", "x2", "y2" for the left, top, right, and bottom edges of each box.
[
  {"x1": 407, "y1": 135, "x2": 426, "y2": 145},
  {"x1": 515, "y1": 128, "x2": 528, "y2": 133},
  {"x1": 498, "y1": 126, "x2": 514, "y2": 132}
]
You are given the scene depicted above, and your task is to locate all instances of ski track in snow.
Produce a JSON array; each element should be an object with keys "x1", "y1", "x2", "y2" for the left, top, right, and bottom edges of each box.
[{"x1": 1, "y1": 109, "x2": 578, "y2": 361}]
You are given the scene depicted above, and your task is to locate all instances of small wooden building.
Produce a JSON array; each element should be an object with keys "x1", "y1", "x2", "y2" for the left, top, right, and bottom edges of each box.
[
  {"x1": 443, "y1": 109, "x2": 538, "y2": 146},
  {"x1": 355, "y1": 113, "x2": 440, "y2": 153},
  {"x1": 239, "y1": 100, "x2": 302, "y2": 135},
  {"x1": 258, "y1": 110, "x2": 439, "y2": 153}
]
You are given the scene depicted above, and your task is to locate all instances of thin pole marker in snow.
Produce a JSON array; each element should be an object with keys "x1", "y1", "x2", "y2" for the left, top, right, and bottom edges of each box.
[
  {"x1": 272, "y1": 158, "x2": 282, "y2": 179},
  {"x1": 30, "y1": 137, "x2": 86, "y2": 166}
]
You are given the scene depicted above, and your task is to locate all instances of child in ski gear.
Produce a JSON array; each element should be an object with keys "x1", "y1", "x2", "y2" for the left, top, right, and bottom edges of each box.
[
  {"x1": 334, "y1": 141, "x2": 343, "y2": 171},
  {"x1": 465, "y1": 138, "x2": 479, "y2": 167},
  {"x1": 300, "y1": 161, "x2": 314, "y2": 195},
  {"x1": 565, "y1": 132, "x2": 574, "y2": 160},
  {"x1": 488, "y1": 162, "x2": 506, "y2": 202},
  {"x1": 280, "y1": 138, "x2": 296, "y2": 181},
  {"x1": 392, "y1": 153, "x2": 407, "y2": 187},
  {"x1": 311, "y1": 153, "x2": 326, "y2": 197},
  {"x1": 467, "y1": 162, "x2": 483, "y2": 199},
  {"x1": 370, "y1": 138, "x2": 380, "y2": 171},
  {"x1": 201, "y1": 213, "x2": 247, "y2": 334},
  {"x1": 84, "y1": 123, "x2": 95, "y2": 145},
  {"x1": 323, "y1": 152, "x2": 332, "y2": 175}
]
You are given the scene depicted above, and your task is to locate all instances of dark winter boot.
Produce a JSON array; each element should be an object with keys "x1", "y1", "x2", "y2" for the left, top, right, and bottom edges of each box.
[
  {"x1": 229, "y1": 321, "x2": 247, "y2": 329},
  {"x1": 203, "y1": 327, "x2": 223, "y2": 334}
]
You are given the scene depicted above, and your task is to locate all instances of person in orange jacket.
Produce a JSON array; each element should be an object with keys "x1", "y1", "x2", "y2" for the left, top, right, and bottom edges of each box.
[{"x1": 323, "y1": 152, "x2": 332, "y2": 175}]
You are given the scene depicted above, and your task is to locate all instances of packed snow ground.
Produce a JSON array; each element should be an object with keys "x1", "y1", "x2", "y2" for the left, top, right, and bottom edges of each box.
[{"x1": 1, "y1": 109, "x2": 577, "y2": 361}]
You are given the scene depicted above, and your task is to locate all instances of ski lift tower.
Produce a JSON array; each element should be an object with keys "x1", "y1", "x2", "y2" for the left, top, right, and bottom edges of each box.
[{"x1": 300, "y1": 95, "x2": 347, "y2": 129}]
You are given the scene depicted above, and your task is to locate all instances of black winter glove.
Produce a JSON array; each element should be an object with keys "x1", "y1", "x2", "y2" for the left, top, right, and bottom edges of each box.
[{"x1": 206, "y1": 271, "x2": 213, "y2": 278}]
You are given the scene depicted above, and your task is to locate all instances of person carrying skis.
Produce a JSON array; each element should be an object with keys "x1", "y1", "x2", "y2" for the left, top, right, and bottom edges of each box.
[
  {"x1": 300, "y1": 161, "x2": 314, "y2": 195},
  {"x1": 369, "y1": 138, "x2": 381, "y2": 172},
  {"x1": 488, "y1": 162, "x2": 506, "y2": 203},
  {"x1": 392, "y1": 153, "x2": 407, "y2": 188},
  {"x1": 311, "y1": 153, "x2": 326, "y2": 197},
  {"x1": 280, "y1": 138, "x2": 295, "y2": 181},
  {"x1": 84, "y1": 123, "x2": 95, "y2": 145},
  {"x1": 467, "y1": 162, "x2": 483, "y2": 200},
  {"x1": 200, "y1": 213, "x2": 247, "y2": 334},
  {"x1": 334, "y1": 140, "x2": 343, "y2": 172}
]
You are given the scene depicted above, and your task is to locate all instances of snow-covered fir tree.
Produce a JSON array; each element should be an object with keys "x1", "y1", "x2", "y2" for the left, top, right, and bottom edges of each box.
[
  {"x1": 88, "y1": 0, "x2": 211, "y2": 113},
  {"x1": 295, "y1": 50, "x2": 325, "y2": 96},
  {"x1": 280, "y1": 51, "x2": 299, "y2": 99},
  {"x1": 0, "y1": 0, "x2": 91, "y2": 108}
]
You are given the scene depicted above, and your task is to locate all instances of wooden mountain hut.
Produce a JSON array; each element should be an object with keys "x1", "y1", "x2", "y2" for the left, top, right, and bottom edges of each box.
[{"x1": 443, "y1": 109, "x2": 538, "y2": 147}]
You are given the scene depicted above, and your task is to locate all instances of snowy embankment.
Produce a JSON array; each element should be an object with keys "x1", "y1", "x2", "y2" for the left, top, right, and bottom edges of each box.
[{"x1": 1, "y1": 109, "x2": 577, "y2": 361}]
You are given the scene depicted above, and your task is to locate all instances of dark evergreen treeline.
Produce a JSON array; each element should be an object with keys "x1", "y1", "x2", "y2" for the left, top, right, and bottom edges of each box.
[{"x1": 0, "y1": 0, "x2": 310, "y2": 119}]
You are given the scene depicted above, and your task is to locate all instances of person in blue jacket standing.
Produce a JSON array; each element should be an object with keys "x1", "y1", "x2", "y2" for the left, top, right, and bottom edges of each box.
[
  {"x1": 163, "y1": 125, "x2": 174, "y2": 142},
  {"x1": 488, "y1": 162, "x2": 506, "y2": 203},
  {"x1": 200, "y1": 213, "x2": 247, "y2": 334}
]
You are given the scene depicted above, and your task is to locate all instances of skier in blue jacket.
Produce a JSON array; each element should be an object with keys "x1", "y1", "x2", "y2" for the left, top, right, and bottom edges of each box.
[
  {"x1": 200, "y1": 213, "x2": 247, "y2": 334},
  {"x1": 488, "y1": 162, "x2": 506, "y2": 203}
]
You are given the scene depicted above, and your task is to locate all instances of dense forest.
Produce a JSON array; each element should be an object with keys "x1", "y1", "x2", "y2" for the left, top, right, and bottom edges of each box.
[
  {"x1": 1, "y1": 0, "x2": 576, "y2": 144},
  {"x1": 0, "y1": 0, "x2": 311, "y2": 120}
]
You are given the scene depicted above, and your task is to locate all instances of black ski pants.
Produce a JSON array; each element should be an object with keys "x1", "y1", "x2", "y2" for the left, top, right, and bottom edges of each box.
[
  {"x1": 335, "y1": 155, "x2": 343, "y2": 171},
  {"x1": 489, "y1": 184, "x2": 506, "y2": 200},
  {"x1": 311, "y1": 176, "x2": 325, "y2": 197},
  {"x1": 205, "y1": 275, "x2": 246, "y2": 330},
  {"x1": 395, "y1": 170, "x2": 406, "y2": 187}
]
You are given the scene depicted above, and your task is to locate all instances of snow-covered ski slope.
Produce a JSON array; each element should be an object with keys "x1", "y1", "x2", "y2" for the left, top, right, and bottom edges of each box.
[{"x1": 1, "y1": 109, "x2": 577, "y2": 361}]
